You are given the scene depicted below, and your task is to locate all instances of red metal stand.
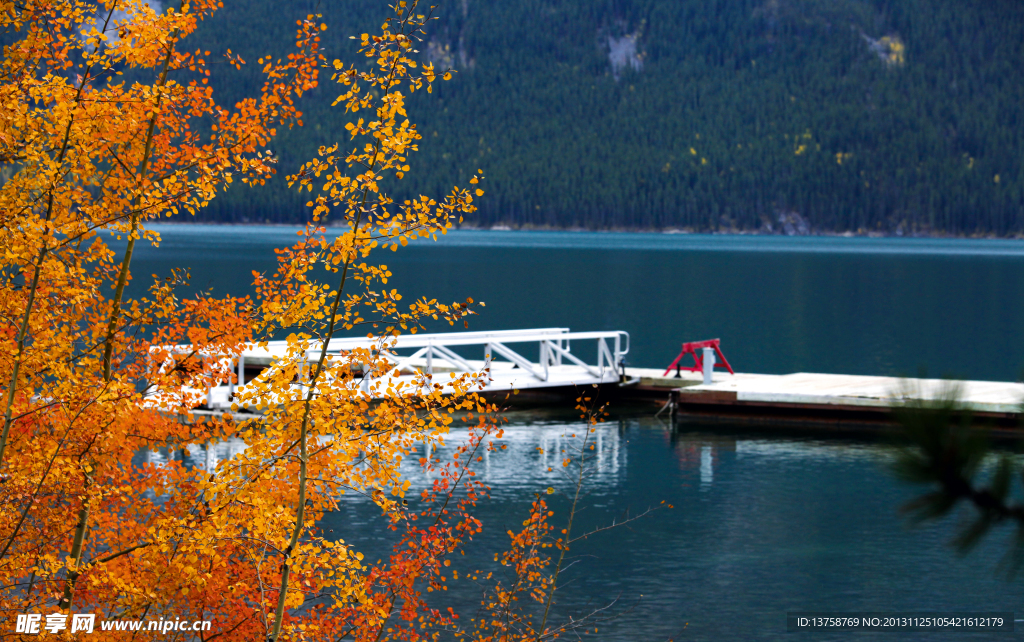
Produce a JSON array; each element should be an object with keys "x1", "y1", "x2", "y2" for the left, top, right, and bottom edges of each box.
[{"x1": 662, "y1": 338, "x2": 735, "y2": 377}]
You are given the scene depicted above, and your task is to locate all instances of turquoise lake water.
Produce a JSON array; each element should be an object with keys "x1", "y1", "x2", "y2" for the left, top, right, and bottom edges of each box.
[{"x1": 129, "y1": 226, "x2": 1024, "y2": 639}]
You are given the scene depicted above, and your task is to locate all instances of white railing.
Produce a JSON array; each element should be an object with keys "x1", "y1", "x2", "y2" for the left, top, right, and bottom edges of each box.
[
  {"x1": 151, "y1": 328, "x2": 630, "y2": 411},
  {"x1": 347, "y1": 328, "x2": 630, "y2": 390}
]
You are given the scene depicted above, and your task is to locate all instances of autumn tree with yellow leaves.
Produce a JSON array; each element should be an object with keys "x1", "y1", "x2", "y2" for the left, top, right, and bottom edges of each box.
[
  {"x1": 0, "y1": 0, "x2": 328, "y2": 636},
  {"x1": 0, "y1": 1, "x2": 635, "y2": 640},
  {"x1": 0, "y1": 0, "x2": 501, "y2": 638}
]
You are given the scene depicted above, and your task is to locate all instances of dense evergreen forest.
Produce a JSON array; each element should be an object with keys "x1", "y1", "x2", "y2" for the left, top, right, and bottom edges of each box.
[{"x1": 188, "y1": 0, "x2": 1024, "y2": 234}]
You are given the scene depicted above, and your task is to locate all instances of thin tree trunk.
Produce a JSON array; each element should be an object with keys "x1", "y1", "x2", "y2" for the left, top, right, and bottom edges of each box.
[
  {"x1": 267, "y1": 210, "x2": 365, "y2": 642},
  {"x1": 267, "y1": 9, "x2": 413, "y2": 638},
  {"x1": 101, "y1": 34, "x2": 178, "y2": 381},
  {"x1": 58, "y1": 474, "x2": 92, "y2": 610},
  {"x1": 538, "y1": 431, "x2": 588, "y2": 636},
  {"x1": 62, "y1": 28, "x2": 178, "y2": 611},
  {"x1": 0, "y1": 1, "x2": 126, "y2": 469}
]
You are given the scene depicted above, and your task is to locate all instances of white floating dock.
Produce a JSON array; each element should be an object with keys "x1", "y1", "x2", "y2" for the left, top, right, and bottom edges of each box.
[
  {"x1": 151, "y1": 327, "x2": 1024, "y2": 430},
  {"x1": 680, "y1": 372, "x2": 1024, "y2": 414},
  {"x1": 644, "y1": 368, "x2": 1024, "y2": 429},
  {"x1": 152, "y1": 328, "x2": 631, "y2": 413}
]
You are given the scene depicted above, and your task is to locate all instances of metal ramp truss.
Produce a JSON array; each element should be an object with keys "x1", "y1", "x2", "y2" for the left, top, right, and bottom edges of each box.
[{"x1": 157, "y1": 328, "x2": 630, "y2": 411}]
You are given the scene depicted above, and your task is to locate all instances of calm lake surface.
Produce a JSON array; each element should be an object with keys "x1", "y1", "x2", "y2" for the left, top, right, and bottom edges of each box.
[
  {"x1": 132, "y1": 225, "x2": 1024, "y2": 381},
  {"x1": 130, "y1": 226, "x2": 1024, "y2": 639}
]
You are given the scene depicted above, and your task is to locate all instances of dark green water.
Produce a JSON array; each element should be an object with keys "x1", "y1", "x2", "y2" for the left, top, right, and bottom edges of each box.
[
  {"x1": 131, "y1": 226, "x2": 1024, "y2": 639},
  {"x1": 158, "y1": 418, "x2": 1024, "y2": 640}
]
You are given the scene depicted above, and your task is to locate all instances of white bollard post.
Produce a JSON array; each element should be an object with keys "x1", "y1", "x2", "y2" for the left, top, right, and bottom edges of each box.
[{"x1": 702, "y1": 347, "x2": 716, "y2": 385}]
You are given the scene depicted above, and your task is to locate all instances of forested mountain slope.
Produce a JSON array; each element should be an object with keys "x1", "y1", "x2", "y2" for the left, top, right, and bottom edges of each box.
[{"x1": 191, "y1": 0, "x2": 1024, "y2": 234}]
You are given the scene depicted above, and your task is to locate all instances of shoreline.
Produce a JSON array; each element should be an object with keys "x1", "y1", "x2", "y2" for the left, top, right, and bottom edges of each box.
[{"x1": 148, "y1": 219, "x2": 1024, "y2": 241}]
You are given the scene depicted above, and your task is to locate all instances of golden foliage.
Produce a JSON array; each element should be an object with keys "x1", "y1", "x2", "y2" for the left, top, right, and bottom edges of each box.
[
  {"x1": 0, "y1": 0, "x2": 495, "y2": 639},
  {"x1": 0, "y1": 1, "x2": 637, "y2": 640}
]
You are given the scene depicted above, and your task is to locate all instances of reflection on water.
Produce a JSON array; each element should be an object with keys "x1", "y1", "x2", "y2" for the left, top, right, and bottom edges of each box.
[
  {"x1": 137, "y1": 422, "x2": 629, "y2": 498},
  {"x1": 133, "y1": 416, "x2": 1024, "y2": 640},
  {"x1": 138, "y1": 440, "x2": 248, "y2": 471},
  {"x1": 673, "y1": 436, "x2": 734, "y2": 490},
  {"x1": 392, "y1": 424, "x2": 626, "y2": 499}
]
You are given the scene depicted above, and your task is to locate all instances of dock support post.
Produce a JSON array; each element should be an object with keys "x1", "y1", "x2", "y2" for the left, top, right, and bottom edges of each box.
[{"x1": 702, "y1": 347, "x2": 716, "y2": 385}]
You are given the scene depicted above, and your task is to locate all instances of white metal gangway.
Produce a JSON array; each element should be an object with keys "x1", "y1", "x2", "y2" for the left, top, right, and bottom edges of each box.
[{"x1": 154, "y1": 328, "x2": 630, "y2": 412}]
